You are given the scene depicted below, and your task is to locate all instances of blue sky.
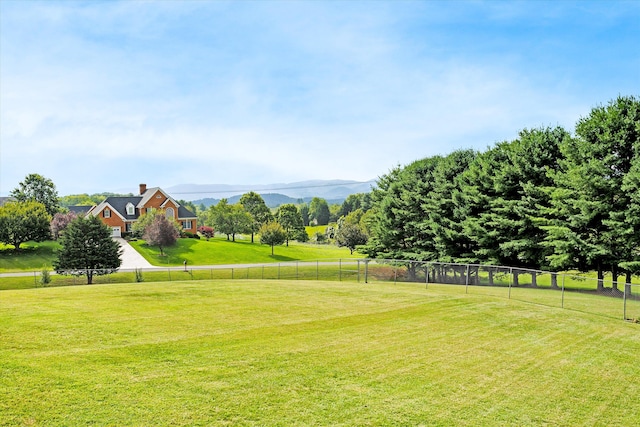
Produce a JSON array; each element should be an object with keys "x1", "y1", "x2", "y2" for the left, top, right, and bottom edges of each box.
[{"x1": 1, "y1": 0, "x2": 639, "y2": 197}]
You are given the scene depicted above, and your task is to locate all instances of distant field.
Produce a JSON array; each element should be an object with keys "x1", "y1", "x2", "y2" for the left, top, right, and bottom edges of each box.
[
  {"x1": 0, "y1": 241, "x2": 60, "y2": 272},
  {"x1": 0, "y1": 237, "x2": 361, "y2": 272},
  {"x1": 129, "y1": 236, "x2": 360, "y2": 266},
  {"x1": 2, "y1": 280, "x2": 639, "y2": 426}
]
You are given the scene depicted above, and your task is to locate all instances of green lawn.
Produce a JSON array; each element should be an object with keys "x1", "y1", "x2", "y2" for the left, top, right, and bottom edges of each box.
[
  {"x1": 0, "y1": 237, "x2": 361, "y2": 272},
  {"x1": 1, "y1": 280, "x2": 639, "y2": 426},
  {"x1": 129, "y1": 236, "x2": 361, "y2": 266},
  {"x1": 0, "y1": 241, "x2": 60, "y2": 272}
]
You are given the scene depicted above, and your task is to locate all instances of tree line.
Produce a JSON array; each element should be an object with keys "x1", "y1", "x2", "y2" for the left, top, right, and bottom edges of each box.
[{"x1": 361, "y1": 95, "x2": 640, "y2": 291}]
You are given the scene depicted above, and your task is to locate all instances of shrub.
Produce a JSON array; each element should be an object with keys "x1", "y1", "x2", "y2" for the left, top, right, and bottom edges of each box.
[{"x1": 39, "y1": 265, "x2": 51, "y2": 286}]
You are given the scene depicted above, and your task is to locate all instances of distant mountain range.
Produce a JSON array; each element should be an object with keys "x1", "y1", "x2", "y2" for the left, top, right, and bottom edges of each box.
[{"x1": 166, "y1": 180, "x2": 376, "y2": 207}]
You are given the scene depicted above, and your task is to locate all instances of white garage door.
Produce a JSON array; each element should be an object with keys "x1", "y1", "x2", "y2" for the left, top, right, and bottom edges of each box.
[{"x1": 112, "y1": 226, "x2": 122, "y2": 237}]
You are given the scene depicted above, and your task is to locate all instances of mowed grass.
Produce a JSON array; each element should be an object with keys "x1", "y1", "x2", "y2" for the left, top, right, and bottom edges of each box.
[
  {"x1": 0, "y1": 241, "x2": 61, "y2": 273},
  {"x1": 0, "y1": 237, "x2": 360, "y2": 272},
  {"x1": 129, "y1": 236, "x2": 361, "y2": 266},
  {"x1": 2, "y1": 280, "x2": 639, "y2": 426}
]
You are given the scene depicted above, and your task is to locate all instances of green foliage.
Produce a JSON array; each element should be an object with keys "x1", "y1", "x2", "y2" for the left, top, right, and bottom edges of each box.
[
  {"x1": 276, "y1": 204, "x2": 305, "y2": 246},
  {"x1": 53, "y1": 215, "x2": 122, "y2": 284},
  {"x1": 208, "y1": 199, "x2": 253, "y2": 242},
  {"x1": 259, "y1": 221, "x2": 287, "y2": 255},
  {"x1": 309, "y1": 197, "x2": 330, "y2": 225},
  {"x1": 0, "y1": 201, "x2": 52, "y2": 250},
  {"x1": 240, "y1": 192, "x2": 273, "y2": 242},
  {"x1": 10, "y1": 173, "x2": 60, "y2": 216},
  {"x1": 59, "y1": 192, "x2": 130, "y2": 208},
  {"x1": 335, "y1": 222, "x2": 368, "y2": 254},
  {"x1": 546, "y1": 96, "x2": 640, "y2": 289},
  {"x1": 39, "y1": 265, "x2": 51, "y2": 286}
]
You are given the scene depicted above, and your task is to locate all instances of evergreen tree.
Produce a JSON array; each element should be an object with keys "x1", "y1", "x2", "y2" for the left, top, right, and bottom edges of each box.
[
  {"x1": 548, "y1": 96, "x2": 640, "y2": 291},
  {"x1": 54, "y1": 215, "x2": 122, "y2": 284}
]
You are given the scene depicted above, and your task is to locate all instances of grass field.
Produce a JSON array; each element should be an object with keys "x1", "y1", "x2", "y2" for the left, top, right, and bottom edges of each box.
[
  {"x1": 129, "y1": 236, "x2": 360, "y2": 266},
  {"x1": 2, "y1": 280, "x2": 639, "y2": 426},
  {"x1": 0, "y1": 241, "x2": 60, "y2": 272},
  {"x1": 0, "y1": 237, "x2": 360, "y2": 272}
]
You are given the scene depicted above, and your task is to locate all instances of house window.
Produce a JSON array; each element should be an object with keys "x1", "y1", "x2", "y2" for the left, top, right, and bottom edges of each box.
[
  {"x1": 146, "y1": 208, "x2": 152, "y2": 214},
  {"x1": 165, "y1": 207, "x2": 175, "y2": 219},
  {"x1": 125, "y1": 223, "x2": 132, "y2": 232},
  {"x1": 126, "y1": 203, "x2": 135, "y2": 216},
  {"x1": 104, "y1": 208, "x2": 111, "y2": 218},
  {"x1": 183, "y1": 220, "x2": 192, "y2": 229}
]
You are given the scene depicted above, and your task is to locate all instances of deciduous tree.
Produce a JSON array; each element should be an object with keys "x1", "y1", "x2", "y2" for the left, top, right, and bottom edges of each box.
[
  {"x1": 240, "y1": 192, "x2": 273, "y2": 243},
  {"x1": 10, "y1": 173, "x2": 60, "y2": 216},
  {"x1": 0, "y1": 201, "x2": 51, "y2": 250},
  {"x1": 144, "y1": 214, "x2": 181, "y2": 255},
  {"x1": 50, "y1": 211, "x2": 78, "y2": 240},
  {"x1": 276, "y1": 204, "x2": 305, "y2": 246},
  {"x1": 335, "y1": 222, "x2": 368, "y2": 254},
  {"x1": 309, "y1": 197, "x2": 330, "y2": 225},
  {"x1": 259, "y1": 221, "x2": 286, "y2": 255}
]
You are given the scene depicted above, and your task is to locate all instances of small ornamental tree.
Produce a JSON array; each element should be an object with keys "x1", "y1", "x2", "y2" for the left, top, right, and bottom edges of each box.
[
  {"x1": 0, "y1": 201, "x2": 51, "y2": 250},
  {"x1": 144, "y1": 214, "x2": 180, "y2": 256},
  {"x1": 198, "y1": 225, "x2": 215, "y2": 240},
  {"x1": 50, "y1": 211, "x2": 77, "y2": 240},
  {"x1": 259, "y1": 221, "x2": 286, "y2": 255},
  {"x1": 54, "y1": 215, "x2": 122, "y2": 284},
  {"x1": 335, "y1": 222, "x2": 368, "y2": 254}
]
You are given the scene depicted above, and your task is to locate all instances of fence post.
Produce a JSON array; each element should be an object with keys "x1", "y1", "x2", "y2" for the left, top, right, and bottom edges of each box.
[
  {"x1": 357, "y1": 260, "x2": 360, "y2": 283},
  {"x1": 365, "y1": 259, "x2": 369, "y2": 284},
  {"x1": 296, "y1": 262, "x2": 299, "y2": 280},
  {"x1": 339, "y1": 259, "x2": 342, "y2": 281},
  {"x1": 262, "y1": 265, "x2": 264, "y2": 280},
  {"x1": 561, "y1": 274, "x2": 565, "y2": 309},
  {"x1": 231, "y1": 268, "x2": 234, "y2": 280},
  {"x1": 278, "y1": 263, "x2": 280, "y2": 280},
  {"x1": 316, "y1": 261, "x2": 319, "y2": 281},
  {"x1": 394, "y1": 265, "x2": 397, "y2": 284},
  {"x1": 508, "y1": 268, "x2": 512, "y2": 299},
  {"x1": 425, "y1": 262, "x2": 428, "y2": 289},
  {"x1": 465, "y1": 264, "x2": 470, "y2": 294},
  {"x1": 623, "y1": 283, "x2": 627, "y2": 320}
]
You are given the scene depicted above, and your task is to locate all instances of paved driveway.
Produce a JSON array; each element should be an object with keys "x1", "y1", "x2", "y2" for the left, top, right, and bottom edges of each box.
[{"x1": 115, "y1": 238, "x2": 155, "y2": 270}]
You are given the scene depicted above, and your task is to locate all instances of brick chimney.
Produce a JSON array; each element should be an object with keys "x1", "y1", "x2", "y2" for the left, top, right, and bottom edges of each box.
[{"x1": 139, "y1": 183, "x2": 147, "y2": 195}]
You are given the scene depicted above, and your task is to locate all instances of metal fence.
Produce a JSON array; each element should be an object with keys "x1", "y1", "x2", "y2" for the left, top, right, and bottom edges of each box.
[{"x1": 6, "y1": 259, "x2": 640, "y2": 322}]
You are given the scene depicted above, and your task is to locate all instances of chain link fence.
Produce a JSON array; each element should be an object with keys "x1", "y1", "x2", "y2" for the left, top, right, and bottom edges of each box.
[{"x1": 5, "y1": 259, "x2": 640, "y2": 322}]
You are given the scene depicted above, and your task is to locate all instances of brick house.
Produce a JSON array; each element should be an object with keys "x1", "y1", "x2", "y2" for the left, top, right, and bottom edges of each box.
[{"x1": 87, "y1": 184, "x2": 197, "y2": 237}]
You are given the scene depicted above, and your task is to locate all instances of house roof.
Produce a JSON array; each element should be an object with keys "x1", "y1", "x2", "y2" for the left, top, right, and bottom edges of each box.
[
  {"x1": 68, "y1": 205, "x2": 93, "y2": 215},
  {"x1": 89, "y1": 194, "x2": 196, "y2": 221},
  {"x1": 104, "y1": 196, "x2": 143, "y2": 221}
]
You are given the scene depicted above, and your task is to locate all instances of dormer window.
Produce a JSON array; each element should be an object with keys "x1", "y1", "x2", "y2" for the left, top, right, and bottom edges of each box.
[{"x1": 126, "y1": 203, "x2": 135, "y2": 216}]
